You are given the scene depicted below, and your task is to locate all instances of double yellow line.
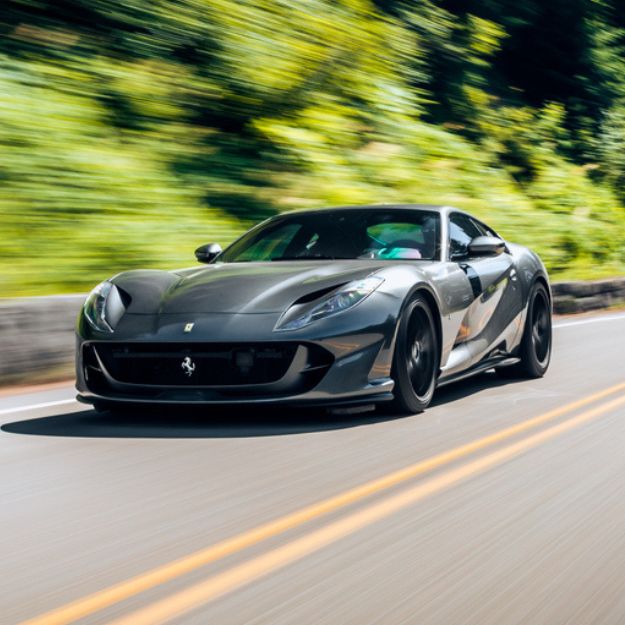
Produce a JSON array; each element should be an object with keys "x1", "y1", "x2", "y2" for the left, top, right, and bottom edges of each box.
[{"x1": 20, "y1": 381, "x2": 625, "y2": 625}]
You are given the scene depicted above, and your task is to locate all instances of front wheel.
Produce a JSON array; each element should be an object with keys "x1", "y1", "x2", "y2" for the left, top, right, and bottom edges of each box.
[
  {"x1": 497, "y1": 281, "x2": 552, "y2": 379},
  {"x1": 389, "y1": 294, "x2": 440, "y2": 415}
]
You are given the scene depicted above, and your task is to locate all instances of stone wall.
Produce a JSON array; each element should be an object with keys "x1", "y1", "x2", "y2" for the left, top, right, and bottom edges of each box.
[
  {"x1": 0, "y1": 295, "x2": 83, "y2": 385},
  {"x1": 552, "y1": 277, "x2": 625, "y2": 314}
]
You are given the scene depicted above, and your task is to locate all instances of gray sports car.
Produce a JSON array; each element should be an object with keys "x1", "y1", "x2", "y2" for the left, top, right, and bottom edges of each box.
[{"x1": 75, "y1": 205, "x2": 552, "y2": 414}]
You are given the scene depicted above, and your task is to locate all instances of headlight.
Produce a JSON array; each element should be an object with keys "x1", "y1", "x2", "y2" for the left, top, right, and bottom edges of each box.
[
  {"x1": 83, "y1": 281, "x2": 125, "y2": 332},
  {"x1": 275, "y1": 275, "x2": 384, "y2": 331}
]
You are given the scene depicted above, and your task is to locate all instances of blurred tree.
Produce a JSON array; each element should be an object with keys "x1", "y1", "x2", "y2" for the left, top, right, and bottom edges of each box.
[{"x1": 0, "y1": 0, "x2": 624, "y2": 294}]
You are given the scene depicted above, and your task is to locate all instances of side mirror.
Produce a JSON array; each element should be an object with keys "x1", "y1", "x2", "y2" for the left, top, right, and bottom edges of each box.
[
  {"x1": 467, "y1": 236, "x2": 506, "y2": 257},
  {"x1": 195, "y1": 243, "x2": 222, "y2": 263}
]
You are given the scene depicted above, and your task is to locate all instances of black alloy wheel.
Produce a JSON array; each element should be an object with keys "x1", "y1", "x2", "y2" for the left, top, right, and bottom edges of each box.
[
  {"x1": 530, "y1": 286, "x2": 551, "y2": 368},
  {"x1": 497, "y1": 281, "x2": 552, "y2": 379},
  {"x1": 389, "y1": 294, "x2": 439, "y2": 414}
]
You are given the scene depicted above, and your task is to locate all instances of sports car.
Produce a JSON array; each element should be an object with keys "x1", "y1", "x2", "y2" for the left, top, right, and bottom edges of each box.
[{"x1": 75, "y1": 205, "x2": 552, "y2": 414}]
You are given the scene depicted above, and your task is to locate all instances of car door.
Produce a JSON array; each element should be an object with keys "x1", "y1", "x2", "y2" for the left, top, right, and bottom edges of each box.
[{"x1": 448, "y1": 212, "x2": 523, "y2": 364}]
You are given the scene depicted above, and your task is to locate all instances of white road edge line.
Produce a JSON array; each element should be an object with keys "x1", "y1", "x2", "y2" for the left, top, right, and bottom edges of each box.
[
  {"x1": 554, "y1": 312, "x2": 625, "y2": 329},
  {"x1": 0, "y1": 399, "x2": 77, "y2": 417}
]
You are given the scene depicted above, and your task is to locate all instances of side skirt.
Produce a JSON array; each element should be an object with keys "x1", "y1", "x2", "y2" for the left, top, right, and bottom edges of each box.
[{"x1": 436, "y1": 356, "x2": 521, "y2": 388}]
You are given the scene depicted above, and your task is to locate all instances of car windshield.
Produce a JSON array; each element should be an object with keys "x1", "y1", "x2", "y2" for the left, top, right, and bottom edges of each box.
[{"x1": 218, "y1": 209, "x2": 441, "y2": 263}]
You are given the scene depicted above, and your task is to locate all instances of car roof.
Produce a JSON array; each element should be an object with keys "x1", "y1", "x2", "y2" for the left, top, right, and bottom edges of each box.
[{"x1": 279, "y1": 204, "x2": 460, "y2": 218}]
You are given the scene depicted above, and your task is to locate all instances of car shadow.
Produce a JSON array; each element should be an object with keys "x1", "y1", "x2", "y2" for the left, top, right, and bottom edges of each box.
[
  {"x1": 430, "y1": 371, "x2": 518, "y2": 408},
  {"x1": 1, "y1": 405, "x2": 395, "y2": 439},
  {"x1": 2, "y1": 372, "x2": 523, "y2": 439}
]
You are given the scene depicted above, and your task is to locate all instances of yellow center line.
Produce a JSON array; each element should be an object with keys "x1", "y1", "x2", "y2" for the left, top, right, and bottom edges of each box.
[
  {"x1": 106, "y1": 392, "x2": 625, "y2": 625},
  {"x1": 17, "y1": 381, "x2": 625, "y2": 625}
]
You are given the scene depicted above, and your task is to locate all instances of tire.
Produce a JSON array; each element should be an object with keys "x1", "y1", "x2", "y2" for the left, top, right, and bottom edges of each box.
[
  {"x1": 389, "y1": 294, "x2": 440, "y2": 415},
  {"x1": 497, "y1": 281, "x2": 552, "y2": 379}
]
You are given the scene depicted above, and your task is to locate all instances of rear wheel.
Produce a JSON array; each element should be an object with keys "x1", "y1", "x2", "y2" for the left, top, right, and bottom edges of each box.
[
  {"x1": 497, "y1": 281, "x2": 552, "y2": 379},
  {"x1": 389, "y1": 294, "x2": 440, "y2": 415}
]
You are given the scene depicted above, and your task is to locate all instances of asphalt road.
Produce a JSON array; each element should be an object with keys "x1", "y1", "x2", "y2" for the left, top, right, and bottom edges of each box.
[{"x1": 2, "y1": 312, "x2": 625, "y2": 625}]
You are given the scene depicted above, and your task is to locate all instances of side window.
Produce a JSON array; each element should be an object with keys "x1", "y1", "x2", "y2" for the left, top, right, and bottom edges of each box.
[
  {"x1": 449, "y1": 213, "x2": 482, "y2": 259},
  {"x1": 472, "y1": 218, "x2": 497, "y2": 238}
]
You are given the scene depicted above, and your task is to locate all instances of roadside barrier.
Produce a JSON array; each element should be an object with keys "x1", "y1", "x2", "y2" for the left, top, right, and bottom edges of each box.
[
  {"x1": 552, "y1": 277, "x2": 625, "y2": 314},
  {"x1": 0, "y1": 295, "x2": 83, "y2": 385}
]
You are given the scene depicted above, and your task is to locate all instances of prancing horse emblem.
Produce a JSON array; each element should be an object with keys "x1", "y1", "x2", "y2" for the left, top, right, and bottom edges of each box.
[{"x1": 181, "y1": 356, "x2": 196, "y2": 377}]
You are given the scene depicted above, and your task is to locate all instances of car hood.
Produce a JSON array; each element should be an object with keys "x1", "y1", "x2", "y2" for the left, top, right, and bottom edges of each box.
[{"x1": 115, "y1": 261, "x2": 394, "y2": 314}]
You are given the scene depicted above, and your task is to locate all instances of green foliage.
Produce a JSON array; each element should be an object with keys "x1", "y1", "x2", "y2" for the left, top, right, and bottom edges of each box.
[{"x1": 0, "y1": 0, "x2": 624, "y2": 296}]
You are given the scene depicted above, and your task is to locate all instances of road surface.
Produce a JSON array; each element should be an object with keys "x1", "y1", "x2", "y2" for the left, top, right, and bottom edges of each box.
[{"x1": 2, "y1": 312, "x2": 625, "y2": 625}]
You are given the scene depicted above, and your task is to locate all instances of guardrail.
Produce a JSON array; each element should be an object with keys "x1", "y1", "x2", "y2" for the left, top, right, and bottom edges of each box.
[{"x1": 0, "y1": 278, "x2": 623, "y2": 386}]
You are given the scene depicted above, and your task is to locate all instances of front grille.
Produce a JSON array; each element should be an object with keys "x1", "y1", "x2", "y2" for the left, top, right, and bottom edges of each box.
[
  {"x1": 89, "y1": 342, "x2": 330, "y2": 388},
  {"x1": 83, "y1": 341, "x2": 334, "y2": 400}
]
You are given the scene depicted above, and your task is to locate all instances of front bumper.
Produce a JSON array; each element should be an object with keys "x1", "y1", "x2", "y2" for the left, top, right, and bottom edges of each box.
[{"x1": 75, "y1": 308, "x2": 398, "y2": 407}]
